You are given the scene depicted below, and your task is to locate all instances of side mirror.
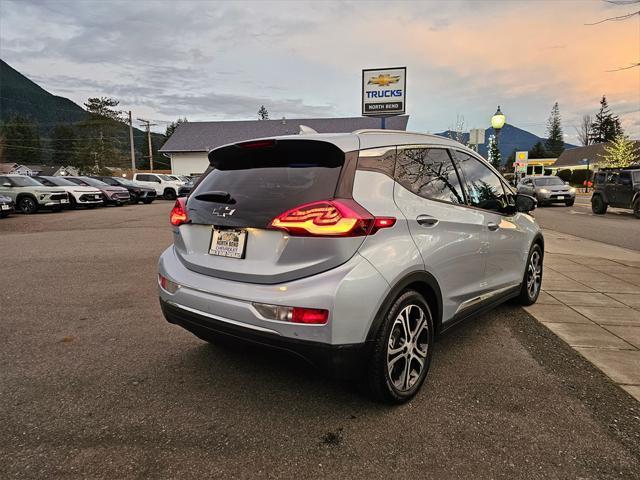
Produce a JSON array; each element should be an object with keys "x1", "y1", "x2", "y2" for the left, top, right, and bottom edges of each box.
[
  {"x1": 564, "y1": 181, "x2": 570, "y2": 185},
  {"x1": 516, "y1": 194, "x2": 536, "y2": 213}
]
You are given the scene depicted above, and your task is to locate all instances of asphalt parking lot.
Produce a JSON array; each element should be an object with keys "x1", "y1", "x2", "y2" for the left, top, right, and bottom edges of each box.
[{"x1": 1, "y1": 203, "x2": 639, "y2": 479}]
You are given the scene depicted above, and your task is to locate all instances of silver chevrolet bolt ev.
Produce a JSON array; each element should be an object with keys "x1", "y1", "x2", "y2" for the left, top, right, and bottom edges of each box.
[{"x1": 158, "y1": 130, "x2": 543, "y2": 403}]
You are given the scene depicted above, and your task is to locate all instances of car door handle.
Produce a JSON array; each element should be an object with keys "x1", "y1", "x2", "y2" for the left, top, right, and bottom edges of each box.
[
  {"x1": 487, "y1": 222, "x2": 499, "y2": 231},
  {"x1": 417, "y1": 215, "x2": 439, "y2": 227}
]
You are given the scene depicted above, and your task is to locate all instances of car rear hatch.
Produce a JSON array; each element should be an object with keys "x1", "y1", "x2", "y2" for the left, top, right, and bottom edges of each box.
[{"x1": 174, "y1": 138, "x2": 364, "y2": 284}]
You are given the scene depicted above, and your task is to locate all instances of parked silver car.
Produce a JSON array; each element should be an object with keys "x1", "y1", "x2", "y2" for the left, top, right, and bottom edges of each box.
[
  {"x1": 158, "y1": 131, "x2": 543, "y2": 403},
  {"x1": 517, "y1": 175, "x2": 576, "y2": 206}
]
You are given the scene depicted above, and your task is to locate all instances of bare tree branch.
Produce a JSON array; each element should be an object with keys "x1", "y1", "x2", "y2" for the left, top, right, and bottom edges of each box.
[
  {"x1": 585, "y1": 9, "x2": 639, "y2": 25},
  {"x1": 606, "y1": 62, "x2": 640, "y2": 71}
]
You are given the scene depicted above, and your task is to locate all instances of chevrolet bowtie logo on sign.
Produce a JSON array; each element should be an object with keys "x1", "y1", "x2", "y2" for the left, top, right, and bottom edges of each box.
[
  {"x1": 367, "y1": 74, "x2": 401, "y2": 87},
  {"x1": 362, "y1": 67, "x2": 406, "y2": 117}
]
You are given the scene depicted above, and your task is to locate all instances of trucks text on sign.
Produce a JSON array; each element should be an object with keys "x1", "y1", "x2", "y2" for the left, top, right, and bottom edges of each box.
[{"x1": 362, "y1": 67, "x2": 406, "y2": 117}]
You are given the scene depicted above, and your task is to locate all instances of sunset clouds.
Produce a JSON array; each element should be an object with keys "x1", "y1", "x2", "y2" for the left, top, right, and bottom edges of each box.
[{"x1": 1, "y1": 0, "x2": 638, "y2": 139}]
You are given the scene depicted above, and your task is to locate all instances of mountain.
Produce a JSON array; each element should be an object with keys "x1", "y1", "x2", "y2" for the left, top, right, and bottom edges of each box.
[
  {"x1": 0, "y1": 59, "x2": 167, "y2": 168},
  {"x1": 437, "y1": 123, "x2": 576, "y2": 165},
  {"x1": 0, "y1": 59, "x2": 88, "y2": 130}
]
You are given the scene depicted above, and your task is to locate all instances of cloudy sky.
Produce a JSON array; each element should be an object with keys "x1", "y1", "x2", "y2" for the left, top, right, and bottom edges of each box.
[{"x1": 1, "y1": 0, "x2": 639, "y2": 140}]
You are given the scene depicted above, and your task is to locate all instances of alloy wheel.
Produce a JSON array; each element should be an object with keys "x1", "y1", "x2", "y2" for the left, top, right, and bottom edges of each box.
[
  {"x1": 527, "y1": 250, "x2": 542, "y2": 298},
  {"x1": 387, "y1": 304, "x2": 430, "y2": 392},
  {"x1": 19, "y1": 197, "x2": 37, "y2": 214}
]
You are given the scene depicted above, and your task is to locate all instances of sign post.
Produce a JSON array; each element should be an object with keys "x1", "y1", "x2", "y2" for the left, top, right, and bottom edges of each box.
[
  {"x1": 362, "y1": 67, "x2": 406, "y2": 129},
  {"x1": 514, "y1": 151, "x2": 529, "y2": 183}
]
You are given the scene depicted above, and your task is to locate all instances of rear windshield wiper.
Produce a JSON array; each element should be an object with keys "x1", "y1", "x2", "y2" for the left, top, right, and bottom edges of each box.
[{"x1": 194, "y1": 191, "x2": 236, "y2": 204}]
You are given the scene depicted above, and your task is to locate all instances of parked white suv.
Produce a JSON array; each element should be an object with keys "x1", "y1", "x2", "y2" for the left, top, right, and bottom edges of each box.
[
  {"x1": 133, "y1": 173, "x2": 187, "y2": 200},
  {"x1": 158, "y1": 131, "x2": 543, "y2": 403},
  {"x1": 33, "y1": 176, "x2": 103, "y2": 209}
]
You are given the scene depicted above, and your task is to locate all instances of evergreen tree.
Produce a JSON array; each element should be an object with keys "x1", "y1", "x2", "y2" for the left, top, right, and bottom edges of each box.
[
  {"x1": 487, "y1": 134, "x2": 501, "y2": 169},
  {"x1": 165, "y1": 117, "x2": 188, "y2": 138},
  {"x1": 600, "y1": 135, "x2": 639, "y2": 168},
  {"x1": 258, "y1": 105, "x2": 269, "y2": 120},
  {"x1": 74, "y1": 97, "x2": 126, "y2": 173},
  {"x1": 0, "y1": 114, "x2": 41, "y2": 163},
  {"x1": 545, "y1": 102, "x2": 564, "y2": 156},
  {"x1": 528, "y1": 141, "x2": 548, "y2": 159},
  {"x1": 50, "y1": 125, "x2": 76, "y2": 165},
  {"x1": 589, "y1": 96, "x2": 623, "y2": 143}
]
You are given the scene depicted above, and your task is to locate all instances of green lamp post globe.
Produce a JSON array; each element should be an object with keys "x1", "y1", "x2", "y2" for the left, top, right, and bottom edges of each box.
[{"x1": 491, "y1": 106, "x2": 506, "y2": 130}]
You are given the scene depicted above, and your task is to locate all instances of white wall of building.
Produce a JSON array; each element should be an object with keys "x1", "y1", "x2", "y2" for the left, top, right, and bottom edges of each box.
[{"x1": 170, "y1": 152, "x2": 209, "y2": 175}]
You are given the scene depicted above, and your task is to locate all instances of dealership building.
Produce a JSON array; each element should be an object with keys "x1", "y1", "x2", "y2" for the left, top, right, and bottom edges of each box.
[{"x1": 159, "y1": 116, "x2": 409, "y2": 175}]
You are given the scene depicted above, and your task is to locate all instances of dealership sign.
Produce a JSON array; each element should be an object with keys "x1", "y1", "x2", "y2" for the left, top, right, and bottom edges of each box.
[{"x1": 362, "y1": 67, "x2": 406, "y2": 116}]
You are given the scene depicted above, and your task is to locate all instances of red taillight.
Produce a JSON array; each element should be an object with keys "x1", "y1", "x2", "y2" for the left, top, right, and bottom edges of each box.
[
  {"x1": 270, "y1": 199, "x2": 395, "y2": 237},
  {"x1": 291, "y1": 307, "x2": 329, "y2": 324},
  {"x1": 236, "y1": 139, "x2": 276, "y2": 149},
  {"x1": 170, "y1": 197, "x2": 188, "y2": 226}
]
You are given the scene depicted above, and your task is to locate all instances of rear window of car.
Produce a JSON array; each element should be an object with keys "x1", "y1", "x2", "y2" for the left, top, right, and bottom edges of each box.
[
  {"x1": 189, "y1": 140, "x2": 345, "y2": 228},
  {"x1": 633, "y1": 171, "x2": 640, "y2": 183}
]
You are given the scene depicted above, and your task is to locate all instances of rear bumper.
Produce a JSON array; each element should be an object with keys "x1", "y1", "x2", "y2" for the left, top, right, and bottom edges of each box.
[{"x1": 160, "y1": 298, "x2": 369, "y2": 378}]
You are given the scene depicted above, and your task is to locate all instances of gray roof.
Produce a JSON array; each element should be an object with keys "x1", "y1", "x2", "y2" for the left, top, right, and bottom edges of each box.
[
  {"x1": 554, "y1": 141, "x2": 640, "y2": 168},
  {"x1": 159, "y1": 116, "x2": 409, "y2": 153}
]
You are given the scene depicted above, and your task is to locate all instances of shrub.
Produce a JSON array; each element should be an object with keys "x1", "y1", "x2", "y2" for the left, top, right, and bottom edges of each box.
[{"x1": 557, "y1": 169, "x2": 572, "y2": 182}]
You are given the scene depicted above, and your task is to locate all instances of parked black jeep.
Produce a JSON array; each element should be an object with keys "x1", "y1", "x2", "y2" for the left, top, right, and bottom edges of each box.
[{"x1": 591, "y1": 166, "x2": 640, "y2": 218}]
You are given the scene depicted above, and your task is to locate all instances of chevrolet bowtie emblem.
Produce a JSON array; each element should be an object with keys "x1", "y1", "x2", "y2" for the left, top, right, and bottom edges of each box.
[
  {"x1": 212, "y1": 206, "x2": 236, "y2": 217},
  {"x1": 368, "y1": 74, "x2": 401, "y2": 87}
]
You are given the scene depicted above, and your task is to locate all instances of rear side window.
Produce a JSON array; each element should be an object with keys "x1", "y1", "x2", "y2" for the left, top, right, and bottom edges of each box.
[
  {"x1": 190, "y1": 140, "x2": 345, "y2": 228},
  {"x1": 633, "y1": 171, "x2": 640, "y2": 183},
  {"x1": 456, "y1": 152, "x2": 508, "y2": 213},
  {"x1": 395, "y1": 147, "x2": 465, "y2": 204},
  {"x1": 594, "y1": 172, "x2": 606, "y2": 184}
]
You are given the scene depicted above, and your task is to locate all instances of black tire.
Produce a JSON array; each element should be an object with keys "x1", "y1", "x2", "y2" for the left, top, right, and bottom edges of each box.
[
  {"x1": 69, "y1": 196, "x2": 78, "y2": 209},
  {"x1": 129, "y1": 193, "x2": 140, "y2": 204},
  {"x1": 633, "y1": 199, "x2": 640, "y2": 219},
  {"x1": 564, "y1": 199, "x2": 575, "y2": 207},
  {"x1": 591, "y1": 195, "x2": 607, "y2": 214},
  {"x1": 142, "y1": 199, "x2": 154, "y2": 204},
  {"x1": 0, "y1": 212, "x2": 9, "y2": 218},
  {"x1": 515, "y1": 244, "x2": 543, "y2": 306},
  {"x1": 17, "y1": 196, "x2": 38, "y2": 214},
  {"x1": 367, "y1": 290, "x2": 434, "y2": 404},
  {"x1": 163, "y1": 188, "x2": 177, "y2": 201}
]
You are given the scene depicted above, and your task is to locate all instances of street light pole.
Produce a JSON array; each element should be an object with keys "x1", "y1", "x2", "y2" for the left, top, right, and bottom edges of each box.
[{"x1": 490, "y1": 106, "x2": 506, "y2": 168}]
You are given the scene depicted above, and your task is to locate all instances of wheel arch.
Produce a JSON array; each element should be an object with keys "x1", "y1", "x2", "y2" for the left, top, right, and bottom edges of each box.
[
  {"x1": 16, "y1": 192, "x2": 37, "y2": 203},
  {"x1": 366, "y1": 270, "x2": 443, "y2": 342}
]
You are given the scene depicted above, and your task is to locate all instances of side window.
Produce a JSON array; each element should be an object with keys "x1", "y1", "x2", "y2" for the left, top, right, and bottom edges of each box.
[
  {"x1": 149, "y1": 175, "x2": 161, "y2": 183},
  {"x1": 394, "y1": 147, "x2": 465, "y2": 204},
  {"x1": 357, "y1": 147, "x2": 395, "y2": 177},
  {"x1": 594, "y1": 172, "x2": 606, "y2": 184},
  {"x1": 456, "y1": 152, "x2": 508, "y2": 213},
  {"x1": 606, "y1": 172, "x2": 618, "y2": 184},
  {"x1": 137, "y1": 174, "x2": 149, "y2": 181},
  {"x1": 618, "y1": 172, "x2": 632, "y2": 186}
]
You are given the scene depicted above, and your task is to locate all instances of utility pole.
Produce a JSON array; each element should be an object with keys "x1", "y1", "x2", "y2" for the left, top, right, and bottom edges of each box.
[
  {"x1": 128, "y1": 111, "x2": 136, "y2": 174},
  {"x1": 137, "y1": 118, "x2": 157, "y2": 172}
]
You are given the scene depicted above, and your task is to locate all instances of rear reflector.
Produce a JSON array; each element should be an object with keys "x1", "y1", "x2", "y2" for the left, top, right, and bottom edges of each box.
[
  {"x1": 253, "y1": 302, "x2": 329, "y2": 325},
  {"x1": 270, "y1": 199, "x2": 395, "y2": 237},
  {"x1": 158, "y1": 274, "x2": 180, "y2": 294},
  {"x1": 170, "y1": 197, "x2": 188, "y2": 226}
]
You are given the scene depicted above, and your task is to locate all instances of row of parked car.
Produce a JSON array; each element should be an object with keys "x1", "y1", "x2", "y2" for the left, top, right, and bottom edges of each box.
[{"x1": 0, "y1": 173, "x2": 195, "y2": 216}]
